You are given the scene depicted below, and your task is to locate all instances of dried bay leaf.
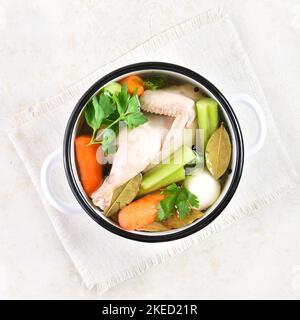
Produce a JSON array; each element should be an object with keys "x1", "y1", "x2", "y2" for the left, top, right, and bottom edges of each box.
[
  {"x1": 104, "y1": 173, "x2": 142, "y2": 217},
  {"x1": 162, "y1": 210, "x2": 205, "y2": 229},
  {"x1": 205, "y1": 123, "x2": 231, "y2": 179},
  {"x1": 137, "y1": 222, "x2": 169, "y2": 232},
  {"x1": 109, "y1": 212, "x2": 119, "y2": 223}
]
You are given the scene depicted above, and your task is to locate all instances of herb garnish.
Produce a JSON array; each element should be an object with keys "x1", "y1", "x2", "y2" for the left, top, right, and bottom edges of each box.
[
  {"x1": 84, "y1": 84, "x2": 148, "y2": 154},
  {"x1": 143, "y1": 76, "x2": 167, "y2": 90},
  {"x1": 157, "y1": 183, "x2": 199, "y2": 221}
]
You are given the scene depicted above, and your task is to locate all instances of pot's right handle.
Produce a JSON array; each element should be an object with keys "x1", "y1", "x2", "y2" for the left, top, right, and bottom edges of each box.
[
  {"x1": 40, "y1": 146, "x2": 82, "y2": 214},
  {"x1": 226, "y1": 93, "x2": 267, "y2": 159}
]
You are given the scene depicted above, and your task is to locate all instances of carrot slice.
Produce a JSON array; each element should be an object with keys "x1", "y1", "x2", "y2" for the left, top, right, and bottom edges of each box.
[
  {"x1": 75, "y1": 136, "x2": 103, "y2": 197},
  {"x1": 120, "y1": 75, "x2": 144, "y2": 96},
  {"x1": 118, "y1": 192, "x2": 166, "y2": 231}
]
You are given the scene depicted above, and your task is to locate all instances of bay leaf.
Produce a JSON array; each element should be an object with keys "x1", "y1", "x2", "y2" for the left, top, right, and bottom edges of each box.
[
  {"x1": 104, "y1": 174, "x2": 142, "y2": 217},
  {"x1": 137, "y1": 222, "x2": 169, "y2": 232},
  {"x1": 162, "y1": 210, "x2": 205, "y2": 229},
  {"x1": 109, "y1": 212, "x2": 119, "y2": 223},
  {"x1": 205, "y1": 123, "x2": 231, "y2": 179}
]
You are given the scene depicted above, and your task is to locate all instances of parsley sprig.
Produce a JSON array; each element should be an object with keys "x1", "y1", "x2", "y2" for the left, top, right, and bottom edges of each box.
[
  {"x1": 143, "y1": 76, "x2": 167, "y2": 90},
  {"x1": 157, "y1": 183, "x2": 199, "y2": 221},
  {"x1": 84, "y1": 84, "x2": 148, "y2": 154}
]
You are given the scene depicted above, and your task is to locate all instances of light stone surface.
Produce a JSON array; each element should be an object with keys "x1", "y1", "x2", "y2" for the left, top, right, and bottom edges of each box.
[{"x1": 0, "y1": 0, "x2": 300, "y2": 299}]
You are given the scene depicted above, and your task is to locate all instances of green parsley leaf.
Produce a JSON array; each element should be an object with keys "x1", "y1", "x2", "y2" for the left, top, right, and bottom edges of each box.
[
  {"x1": 176, "y1": 200, "x2": 190, "y2": 220},
  {"x1": 125, "y1": 112, "x2": 148, "y2": 129},
  {"x1": 84, "y1": 96, "x2": 107, "y2": 144},
  {"x1": 102, "y1": 127, "x2": 117, "y2": 155},
  {"x1": 187, "y1": 192, "x2": 199, "y2": 209},
  {"x1": 161, "y1": 183, "x2": 180, "y2": 194},
  {"x1": 157, "y1": 192, "x2": 178, "y2": 221},
  {"x1": 84, "y1": 93, "x2": 114, "y2": 140},
  {"x1": 143, "y1": 76, "x2": 167, "y2": 90},
  {"x1": 127, "y1": 95, "x2": 140, "y2": 113},
  {"x1": 85, "y1": 96, "x2": 104, "y2": 132},
  {"x1": 98, "y1": 93, "x2": 115, "y2": 118},
  {"x1": 175, "y1": 188, "x2": 193, "y2": 220},
  {"x1": 114, "y1": 83, "x2": 130, "y2": 115},
  {"x1": 84, "y1": 83, "x2": 148, "y2": 154},
  {"x1": 157, "y1": 183, "x2": 199, "y2": 221}
]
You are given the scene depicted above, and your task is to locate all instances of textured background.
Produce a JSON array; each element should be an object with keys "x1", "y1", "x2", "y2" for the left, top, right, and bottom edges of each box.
[{"x1": 0, "y1": 0, "x2": 300, "y2": 299}]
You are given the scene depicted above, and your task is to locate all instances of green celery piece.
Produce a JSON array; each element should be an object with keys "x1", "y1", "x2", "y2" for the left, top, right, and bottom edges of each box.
[
  {"x1": 159, "y1": 167, "x2": 185, "y2": 188},
  {"x1": 138, "y1": 146, "x2": 195, "y2": 195},
  {"x1": 196, "y1": 98, "x2": 219, "y2": 149},
  {"x1": 139, "y1": 167, "x2": 185, "y2": 196},
  {"x1": 207, "y1": 99, "x2": 219, "y2": 137},
  {"x1": 196, "y1": 100, "x2": 209, "y2": 149},
  {"x1": 103, "y1": 82, "x2": 122, "y2": 95}
]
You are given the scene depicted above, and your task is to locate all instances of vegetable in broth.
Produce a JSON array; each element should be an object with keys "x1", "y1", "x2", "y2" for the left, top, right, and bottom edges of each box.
[{"x1": 75, "y1": 72, "x2": 232, "y2": 233}]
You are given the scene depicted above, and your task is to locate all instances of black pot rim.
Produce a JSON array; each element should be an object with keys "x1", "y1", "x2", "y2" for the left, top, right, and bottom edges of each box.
[{"x1": 63, "y1": 62, "x2": 244, "y2": 243}]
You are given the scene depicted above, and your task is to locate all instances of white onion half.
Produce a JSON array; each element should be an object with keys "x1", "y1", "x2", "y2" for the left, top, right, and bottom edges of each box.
[{"x1": 184, "y1": 168, "x2": 221, "y2": 210}]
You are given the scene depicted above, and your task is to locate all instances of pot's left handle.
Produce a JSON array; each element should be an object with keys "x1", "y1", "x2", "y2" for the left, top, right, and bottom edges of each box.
[{"x1": 40, "y1": 146, "x2": 82, "y2": 214}]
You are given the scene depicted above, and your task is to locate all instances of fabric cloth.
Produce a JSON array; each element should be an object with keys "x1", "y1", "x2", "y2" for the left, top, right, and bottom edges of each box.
[{"x1": 8, "y1": 8, "x2": 298, "y2": 294}]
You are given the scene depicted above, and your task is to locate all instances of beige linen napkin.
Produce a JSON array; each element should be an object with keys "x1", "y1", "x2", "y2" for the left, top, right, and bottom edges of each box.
[{"x1": 8, "y1": 8, "x2": 298, "y2": 294}]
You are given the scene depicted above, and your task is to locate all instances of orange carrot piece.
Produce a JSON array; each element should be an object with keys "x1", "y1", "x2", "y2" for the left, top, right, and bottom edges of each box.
[
  {"x1": 120, "y1": 75, "x2": 144, "y2": 96},
  {"x1": 118, "y1": 192, "x2": 166, "y2": 231},
  {"x1": 75, "y1": 136, "x2": 103, "y2": 197}
]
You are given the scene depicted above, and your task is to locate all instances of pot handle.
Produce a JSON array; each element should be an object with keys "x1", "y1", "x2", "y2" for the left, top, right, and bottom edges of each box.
[
  {"x1": 40, "y1": 146, "x2": 82, "y2": 214},
  {"x1": 226, "y1": 93, "x2": 267, "y2": 158}
]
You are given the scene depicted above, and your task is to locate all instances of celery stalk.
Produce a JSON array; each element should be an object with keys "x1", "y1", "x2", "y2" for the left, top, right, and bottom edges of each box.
[
  {"x1": 207, "y1": 99, "x2": 219, "y2": 137},
  {"x1": 138, "y1": 167, "x2": 185, "y2": 195},
  {"x1": 196, "y1": 98, "x2": 219, "y2": 149},
  {"x1": 196, "y1": 100, "x2": 209, "y2": 149},
  {"x1": 138, "y1": 146, "x2": 195, "y2": 195},
  {"x1": 103, "y1": 82, "x2": 122, "y2": 95}
]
